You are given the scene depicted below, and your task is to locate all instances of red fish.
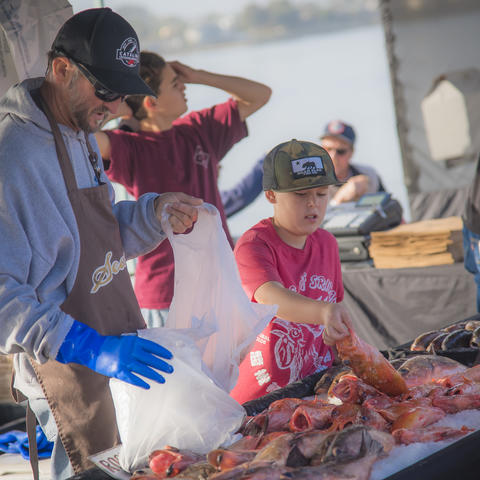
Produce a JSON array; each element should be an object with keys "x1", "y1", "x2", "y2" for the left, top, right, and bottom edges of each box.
[
  {"x1": 359, "y1": 405, "x2": 389, "y2": 431},
  {"x1": 436, "y1": 364, "x2": 480, "y2": 388},
  {"x1": 330, "y1": 374, "x2": 390, "y2": 404},
  {"x1": 399, "y1": 383, "x2": 447, "y2": 401},
  {"x1": 226, "y1": 435, "x2": 262, "y2": 451},
  {"x1": 255, "y1": 431, "x2": 290, "y2": 449},
  {"x1": 446, "y1": 380, "x2": 480, "y2": 396},
  {"x1": 393, "y1": 425, "x2": 473, "y2": 445},
  {"x1": 432, "y1": 393, "x2": 480, "y2": 414},
  {"x1": 336, "y1": 329, "x2": 408, "y2": 396},
  {"x1": 314, "y1": 364, "x2": 352, "y2": 395},
  {"x1": 327, "y1": 403, "x2": 363, "y2": 432},
  {"x1": 207, "y1": 448, "x2": 257, "y2": 471},
  {"x1": 241, "y1": 398, "x2": 304, "y2": 436},
  {"x1": 289, "y1": 403, "x2": 336, "y2": 432},
  {"x1": 373, "y1": 397, "x2": 432, "y2": 422},
  {"x1": 391, "y1": 406, "x2": 445, "y2": 432},
  {"x1": 207, "y1": 431, "x2": 294, "y2": 472},
  {"x1": 398, "y1": 355, "x2": 466, "y2": 388},
  {"x1": 363, "y1": 395, "x2": 396, "y2": 411},
  {"x1": 149, "y1": 446, "x2": 203, "y2": 478}
]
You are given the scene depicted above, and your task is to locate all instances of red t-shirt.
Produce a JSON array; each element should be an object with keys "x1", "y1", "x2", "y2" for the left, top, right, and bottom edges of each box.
[
  {"x1": 230, "y1": 218, "x2": 344, "y2": 404},
  {"x1": 105, "y1": 99, "x2": 248, "y2": 308}
]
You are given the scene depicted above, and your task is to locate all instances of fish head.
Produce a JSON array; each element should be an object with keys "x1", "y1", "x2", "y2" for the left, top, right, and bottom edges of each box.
[{"x1": 312, "y1": 426, "x2": 383, "y2": 467}]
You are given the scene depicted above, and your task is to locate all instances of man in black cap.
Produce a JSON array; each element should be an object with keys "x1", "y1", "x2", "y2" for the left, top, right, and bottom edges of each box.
[{"x1": 0, "y1": 8, "x2": 201, "y2": 478}]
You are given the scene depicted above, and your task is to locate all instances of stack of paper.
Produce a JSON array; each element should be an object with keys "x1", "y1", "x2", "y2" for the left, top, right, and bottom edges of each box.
[{"x1": 369, "y1": 216, "x2": 464, "y2": 269}]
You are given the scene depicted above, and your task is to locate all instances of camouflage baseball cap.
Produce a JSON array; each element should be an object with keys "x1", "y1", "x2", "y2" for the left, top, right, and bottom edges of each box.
[{"x1": 262, "y1": 139, "x2": 342, "y2": 192}]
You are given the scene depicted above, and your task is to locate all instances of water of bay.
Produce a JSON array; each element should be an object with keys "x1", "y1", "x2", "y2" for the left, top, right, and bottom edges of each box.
[{"x1": 164, "y1": 23, "x2": 408, "y2": 237}]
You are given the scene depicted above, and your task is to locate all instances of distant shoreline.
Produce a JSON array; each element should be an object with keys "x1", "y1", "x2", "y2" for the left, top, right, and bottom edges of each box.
[{"x1": 144, "y1": 17, "x2": 380, "y2": 55}]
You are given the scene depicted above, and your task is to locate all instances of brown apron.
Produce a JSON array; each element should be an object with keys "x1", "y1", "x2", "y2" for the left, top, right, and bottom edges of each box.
[{"x1": 28, "y1": 94, "x2": 146, "y2": 473}]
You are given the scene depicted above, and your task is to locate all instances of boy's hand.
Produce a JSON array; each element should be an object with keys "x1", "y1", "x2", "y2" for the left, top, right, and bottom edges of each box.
[
  {"x1": 322, "y1": 303, "x2": 353, "y2": 346},
  {"x1": 154, "y1": 193, "x2": 203, "y2": 233},
  {"x1": 169, "y1": 61, "x2": 199, "y2": 84}
]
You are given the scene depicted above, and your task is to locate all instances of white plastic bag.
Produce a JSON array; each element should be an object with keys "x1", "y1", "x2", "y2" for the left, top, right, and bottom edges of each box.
[
  {"x1": 110, "y1": 328, "x2": 246, "y2": 472},
  {"x1": 164, "y1": 203, "x2": 276, "y2": 391},
  {"x1": 110, "y1": 204, "x2": 276, "y2": 472}
]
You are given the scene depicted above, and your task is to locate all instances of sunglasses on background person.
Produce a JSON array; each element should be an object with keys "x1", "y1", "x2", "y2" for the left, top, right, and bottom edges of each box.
[{"x1": 325, "y1": 147, "x2": 350, "y2": 156}]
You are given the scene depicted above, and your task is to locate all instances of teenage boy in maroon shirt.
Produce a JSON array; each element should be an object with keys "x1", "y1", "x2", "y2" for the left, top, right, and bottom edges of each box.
[{"x1": 96, "y1": 52, "x2": 271, "y2": 327}]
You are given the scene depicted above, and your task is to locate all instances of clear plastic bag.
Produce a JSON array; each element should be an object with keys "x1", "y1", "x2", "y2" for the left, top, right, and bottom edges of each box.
[
  {"x1": 110, "y1": 204, "x2": 275, "y2": 471},
  {"x1": 164, "y1": 203, "x2": 276, "y2": 392}
]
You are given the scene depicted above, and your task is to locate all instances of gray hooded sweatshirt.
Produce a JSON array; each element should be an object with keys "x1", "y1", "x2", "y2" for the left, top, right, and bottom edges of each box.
[{"x1": 0, "y1": 78, "x2": 165, "y2": 391}]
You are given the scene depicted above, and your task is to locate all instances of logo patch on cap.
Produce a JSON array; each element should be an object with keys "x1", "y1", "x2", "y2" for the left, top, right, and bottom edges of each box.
[
  {"x1": 116, "y1": 37, "x2": 139, "y2": 67},
  {"x1": 327, "y1": 120, "x2": 346, "y2": 135},
  {"x1": 291, "y1": 156, "x2": 325, "y2": 179}
]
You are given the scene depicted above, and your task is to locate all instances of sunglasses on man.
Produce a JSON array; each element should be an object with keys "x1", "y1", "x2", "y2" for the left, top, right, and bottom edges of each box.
[
  {"x1": 327, "y1": 147, "x2": 349, "y2": 156},
  {"x1": 69, "y1": 58, "x2": 126, "y2": 103}
]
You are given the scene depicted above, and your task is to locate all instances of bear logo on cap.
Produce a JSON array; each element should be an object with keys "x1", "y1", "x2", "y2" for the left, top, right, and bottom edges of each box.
[
  {"x1": 291, "y1": 157, "x2": 325, "y2": 179},
  {"x1": 116, "y1": 37, "x2": 139, "y2": 67}
]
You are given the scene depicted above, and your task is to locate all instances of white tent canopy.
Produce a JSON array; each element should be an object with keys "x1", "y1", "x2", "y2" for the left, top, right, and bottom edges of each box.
[
  {"x1": 0, "y1": 0, "x2": 73, "y2": 97},
  {"x1": 380, "y1": 0, "x2": 480, "y2": 220}
]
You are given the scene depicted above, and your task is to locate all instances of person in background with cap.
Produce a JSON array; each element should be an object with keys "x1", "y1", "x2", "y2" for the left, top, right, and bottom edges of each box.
[
  {"x1": 230, "y1": 139, "x2": 354, "y2": 403},
  {"x1": 320, "y1": 120, "x2": 386, "y2": 205},
  {"x1": 0, "y1": 8, "x2": 202, "y2": 478},
  {"x1": 95, "y1": 51, "x2": 271, "y2": 329}
]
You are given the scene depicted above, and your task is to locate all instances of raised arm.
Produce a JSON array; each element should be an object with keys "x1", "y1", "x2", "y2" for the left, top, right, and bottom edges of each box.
[
  {"x1": 94, "y1": 101, "x2": 134, "y2": 160},
  {"x1": 95, "y1": 130, "x2": 111, "y2": 159},
  {"x1": 169, "y1": 60, "x2": 271, "y2": 121}
]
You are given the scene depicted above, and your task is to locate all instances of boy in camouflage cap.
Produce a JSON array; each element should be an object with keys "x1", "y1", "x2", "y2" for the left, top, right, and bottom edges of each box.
[{"x1": 231, "y1": 139, "x2": 353, "y2": 404}]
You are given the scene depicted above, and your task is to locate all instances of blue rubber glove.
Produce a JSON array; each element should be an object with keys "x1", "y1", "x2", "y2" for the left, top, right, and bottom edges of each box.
[
  {"x1": 0, "y1": 426, "x2": 53, "y2": 459},
  {"x1": 56, "y1": 320, "x2": 173, "y2": 389}
]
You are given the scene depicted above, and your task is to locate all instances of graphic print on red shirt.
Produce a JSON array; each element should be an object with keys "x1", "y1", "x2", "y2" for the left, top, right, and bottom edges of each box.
[{"x1": 230, "y1": 219, "x2": 343, "y2": 404}]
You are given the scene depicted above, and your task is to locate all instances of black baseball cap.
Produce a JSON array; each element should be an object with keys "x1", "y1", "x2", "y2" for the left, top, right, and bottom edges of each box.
[
  {"x1": 263, "y1": 139, "x2": 342, "y2": 192},
  {"x1": 51, "y1": 8, "x2": 155, "y2": 97}
]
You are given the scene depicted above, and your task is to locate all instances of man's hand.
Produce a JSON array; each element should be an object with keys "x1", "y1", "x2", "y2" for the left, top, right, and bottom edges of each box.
[
  {"x1": 154, "y1": 192, "x2": 203, "y2": 233},
  {"x1": 333, "y1": 175, "x2": 370, "y2": 204},
  {"x1": 56, "y1": 320, "x2": 174, "y2": 390},
  {"x1": 322, "y1": 303, "x2": 353, "y2": 346}
]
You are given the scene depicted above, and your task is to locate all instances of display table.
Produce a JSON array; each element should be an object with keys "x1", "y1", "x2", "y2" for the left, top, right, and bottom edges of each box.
[
  {"x1": 62, "y1": 301, "x2": 480, "y2": 480},
  {"x1": 341, "y1": 261, "x2": 477, "y2": 350}
]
